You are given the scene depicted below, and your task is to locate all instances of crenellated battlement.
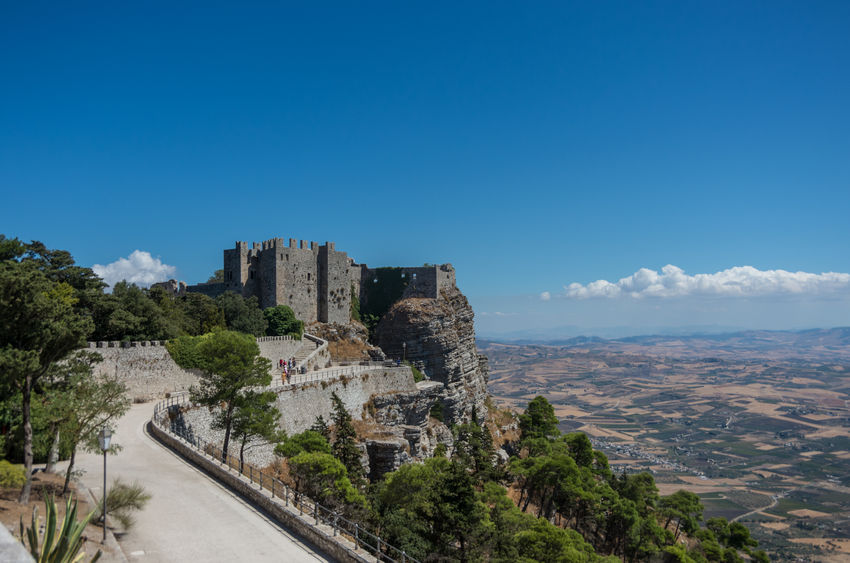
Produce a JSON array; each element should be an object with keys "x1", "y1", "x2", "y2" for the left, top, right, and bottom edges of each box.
[
  {"x1": 88, "y1": 340, "x2": 167, "y2": 348},
  {"x1": 187, "y1": 237, "x2": 455, "y2": 326}
]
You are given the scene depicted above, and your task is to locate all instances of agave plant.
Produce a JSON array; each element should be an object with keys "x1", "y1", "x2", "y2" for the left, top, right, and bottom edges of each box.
[{"x1": 19, "y1": 492, "x2": 102, "y2": 563}]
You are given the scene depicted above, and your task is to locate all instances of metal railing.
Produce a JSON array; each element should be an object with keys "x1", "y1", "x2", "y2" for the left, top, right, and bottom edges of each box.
[
  {"x1": 151, "y1": 397, "x2": 418, "y2": 563},
  {"x1": 266, "y1": 364, "x2": 396, "y2": 391}
]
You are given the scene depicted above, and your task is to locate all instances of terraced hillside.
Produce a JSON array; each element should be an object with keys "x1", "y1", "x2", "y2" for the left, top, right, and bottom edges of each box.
[{"x1": 482, "y1": 329, "x2": 850, "y2": 562}]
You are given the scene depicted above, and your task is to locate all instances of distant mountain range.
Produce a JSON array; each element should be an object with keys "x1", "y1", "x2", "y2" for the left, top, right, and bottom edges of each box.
[
  {"x1": 479, "y1": 326, "x2": 850, "y2": 362},
  {"x1": 478, "y1": 324, "x2": 749, "y2": 341}
]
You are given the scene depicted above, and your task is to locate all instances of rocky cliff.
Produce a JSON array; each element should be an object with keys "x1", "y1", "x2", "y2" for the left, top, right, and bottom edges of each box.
[{"x1": 374, "y1": 286, "x2": 489, "y2": 426}]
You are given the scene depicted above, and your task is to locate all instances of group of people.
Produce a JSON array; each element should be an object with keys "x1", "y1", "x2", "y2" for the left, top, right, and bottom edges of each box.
[{"x1": 279, "y1": 357, "x2": 296, "y2": 383}]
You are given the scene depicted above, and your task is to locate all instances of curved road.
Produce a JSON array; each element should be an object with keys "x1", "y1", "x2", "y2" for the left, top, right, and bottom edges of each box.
[{"x1": 68, "y1": 403, "x2": 330, "y2": 562}]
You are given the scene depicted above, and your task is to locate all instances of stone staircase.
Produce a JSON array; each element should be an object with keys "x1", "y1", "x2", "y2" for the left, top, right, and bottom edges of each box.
[{"x1": 293, "y1": 338, "x2": 320, "y2": 367}]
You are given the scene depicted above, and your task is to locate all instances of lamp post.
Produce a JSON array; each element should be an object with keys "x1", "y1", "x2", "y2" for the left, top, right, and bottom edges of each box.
[
  {"x1": 98, "y1": 427, "x2": 112, "y2": 543},
  {"x1": 402, "y1": 342, "x2": 406, "y2": 362}
]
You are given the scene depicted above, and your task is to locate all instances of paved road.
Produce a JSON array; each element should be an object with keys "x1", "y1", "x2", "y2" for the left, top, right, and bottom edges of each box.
[{"x1": 69, "y1": 403, "x2": 330, "y2": 563}]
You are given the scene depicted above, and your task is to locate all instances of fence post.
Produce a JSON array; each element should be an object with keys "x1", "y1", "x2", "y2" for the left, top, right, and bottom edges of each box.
[
  {"x1": 377, "y1": 537, "x2": 382, "y2": 559},
  {"x1": 402, "y1": 551, "x2": 406, "y2": 563},
  {"x1": 333, "y1": 513, "x2": 337, "y2": 536},
  {"x1": 299, "y1": 494, "x2": 303, "y2": 515},
  {"x1": 314, "y1": 501, "x2": 318, "y2": 524},
  {"x1": 259, "y1": 471, "x2": 263, "y2": 490},
  {"x1": 285, "y1": 485, "x2": 289, "y2": 506},
  {"x1": 250, "y1": 465, "x2": 253, "y2": 483},
  {"x1": 271, "y1": 478, "x2": 274, "y2": 498},
  {"x1": 354, "y1": 524, "x2": 359, "y2": 550}
]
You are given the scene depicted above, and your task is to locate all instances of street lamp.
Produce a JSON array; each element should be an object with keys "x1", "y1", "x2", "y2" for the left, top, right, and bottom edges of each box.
[
  {"x1": 98, "y1": 427, "x2": 112, "y2": 543},
  {"x1": 402, "y1": 342, "x2": 406, "y2": 362}
]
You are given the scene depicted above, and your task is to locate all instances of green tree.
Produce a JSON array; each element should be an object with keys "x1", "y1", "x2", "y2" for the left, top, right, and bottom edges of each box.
[
  {"x1": 216, "y1": 292, "x2": 267, "y2": 336},
  {"x1": 264, "y1": 305, "x2": 304, "y2": 337},
  {"x1": 178, "y1": 293, "x2": 225, "y2": 336},
  {"x1": 0, "y1": 260, "x2": 93, "y2": 503},
  {"x1": 207, "y1": 269, "x2": 224, "y2": 283},
  {"x1": 229, "y1": 390, "x2": 281, "y2": 470},
  {"x1": 660, "y1": 490, "x2": 704, "y2": 542},
  {"x1": 330, "y1": 392, "x2": 363, "y2": 484},
  {"x1": 375, "y1": 457, "x2": 489, "y2": 562},
  {"x1": 275, "y1": 429, "x2": 331, "y2": 458},
  {"x1": 189, "y1": 331, "x2": 272, "y2": 462},
  {"x1": 288, "y1": 451, "x2": 367, "y2": 512},
  {"x1": 48, "y1": 352, "x2": 130, "y2": 494},
  {"x1": 453, "y1": 411, "x2": 499, "y2": 484},
  {"x1": 310, "y1": 415, "x2": 331, "y2": 441},
  {"x1": 513, "y1": 517, "x2": 599, "y2": 563},
  {"x1": 91, "y1": 282, "x2": 176, "y2": 341},
  {"x1": 519, "y1": 396, "x2": 560, "y2": 442}
]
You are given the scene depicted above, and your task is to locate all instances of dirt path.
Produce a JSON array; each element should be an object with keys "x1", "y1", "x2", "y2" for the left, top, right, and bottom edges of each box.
[{"x1": 732, "y1": 492, "x2": 783, "y2": 522}]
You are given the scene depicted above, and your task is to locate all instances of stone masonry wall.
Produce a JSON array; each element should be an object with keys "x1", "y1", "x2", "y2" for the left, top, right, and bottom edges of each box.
[
  {"x1": 273, "y1": 367, "x2": 416, "y2": 434},
  {"x1": 87, "y1": 336, "x2": 306, "y2": 401},
  {"x1": 89, "y1": 343, "x2": 199, "y2": 402},
  {"x1": 256, "y1": 335, "x2": 303, "y2": 364}
]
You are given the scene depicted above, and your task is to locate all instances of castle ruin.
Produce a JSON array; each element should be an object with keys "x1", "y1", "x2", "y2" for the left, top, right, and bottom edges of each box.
[{"x1": 187, "y1": 237, "x2": 457, "y2": 325}]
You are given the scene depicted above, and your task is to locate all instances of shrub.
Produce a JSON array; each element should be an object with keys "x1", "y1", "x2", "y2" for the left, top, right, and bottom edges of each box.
[
  {"x1": 404, "y1": 361, "x2": 425, "y2": 382},
  {"x1": 94, "y1": 479, "x2": 151, "y2": 531},
  {"x1": 429, "y1": 401, "x2": 444, "y2": 423},
  {"x1": 264, "y1": 306, "x2": 304, "y2": 338},
  {"x1": 0, "y1": 459, "x2": 25, "y2": 488},
  {"x1": 20, "y1": 493, "x2": 101, "y2": 562}
]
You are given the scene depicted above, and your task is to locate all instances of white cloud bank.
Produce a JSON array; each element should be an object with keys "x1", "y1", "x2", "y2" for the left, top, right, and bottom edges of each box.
[
  {"x1": 92, "y1": 250, "x2": 177, "y2": 290},
  {"x1": 564, "y1": 265, "x2": 850, "y2": 299}
]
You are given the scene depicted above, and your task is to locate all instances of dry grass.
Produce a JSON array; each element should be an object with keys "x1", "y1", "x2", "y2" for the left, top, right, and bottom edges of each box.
[
  {"x1": 790, "y1": 538, "x2": 850, "y2": 554},
  {"x1": 788, "y1": 508, "x2": 831, "y2": 518}
]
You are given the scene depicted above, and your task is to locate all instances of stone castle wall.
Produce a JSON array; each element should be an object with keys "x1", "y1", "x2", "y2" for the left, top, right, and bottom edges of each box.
[
  {"x1": 192, "y1": 238, "x2": 352, "y2": 324},
  {"x1": 87, "y1": 336, "x2": 304, "y2": 401},
  {"x1": 187, "y1": 237, "x2": 455, "y2": 327}
]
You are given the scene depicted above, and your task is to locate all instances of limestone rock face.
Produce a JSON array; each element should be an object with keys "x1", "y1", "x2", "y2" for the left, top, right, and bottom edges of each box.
[
  {"x1": 371, "y1": 381, "x2": 443, "y2": 427},
  {"x1": 374, "y1": 286, "x2": 489, "y2": 426},
  {"x1": 365, "y1": 437, "x2": 412, "y2": 480}
]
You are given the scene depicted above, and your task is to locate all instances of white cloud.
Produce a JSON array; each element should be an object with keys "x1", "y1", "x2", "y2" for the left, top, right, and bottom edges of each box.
[
  {"x1": 564, "y1": 265, "x2": 850, "y2": 299},
  {"x1": 93, "y1": 250, "x2": 177, "y2": 290},
  {"x1": 540, "y1": 291, "x2": 551, "y2": 301}
]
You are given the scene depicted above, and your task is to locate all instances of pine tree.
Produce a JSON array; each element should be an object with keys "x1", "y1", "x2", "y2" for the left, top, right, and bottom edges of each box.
[{"x1": 330, "y1": 392, "x2": 363, "y2": 483}]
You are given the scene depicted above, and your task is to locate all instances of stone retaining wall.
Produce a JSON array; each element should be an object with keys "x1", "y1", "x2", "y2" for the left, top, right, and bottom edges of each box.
[
  {"x1": 273, "y1": 367, "x2": 416, "y2": 434},
  {"x1": 89, "y1": 337, "x2": 305, "y2": 401}
]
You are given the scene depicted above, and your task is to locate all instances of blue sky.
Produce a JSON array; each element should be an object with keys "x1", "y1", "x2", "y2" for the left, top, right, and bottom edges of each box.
[{"x1": 2, "y1": 2, "x2": 849, "y2": 337}]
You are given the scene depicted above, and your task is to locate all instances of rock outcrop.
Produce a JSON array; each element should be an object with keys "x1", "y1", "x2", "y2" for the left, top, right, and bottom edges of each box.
[{"x1": 374, "y1": 286, "x2": 489, "y2": 426}]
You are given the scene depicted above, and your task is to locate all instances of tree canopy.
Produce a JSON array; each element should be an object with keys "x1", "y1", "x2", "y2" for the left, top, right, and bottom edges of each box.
[
  {"x1": 264, "y1": 305, "x2": 304, "y2": 337},
  {"x1": 188, "y1": 330, "x2": 272, "y2": 462}
]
